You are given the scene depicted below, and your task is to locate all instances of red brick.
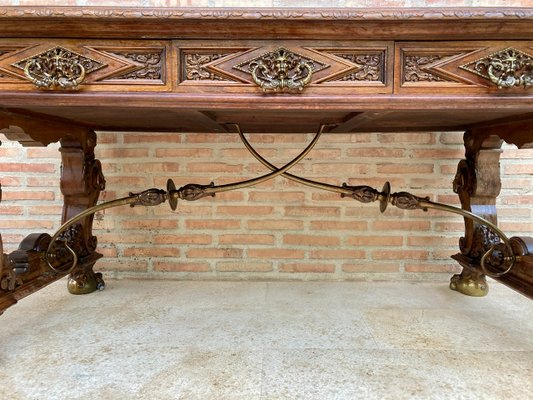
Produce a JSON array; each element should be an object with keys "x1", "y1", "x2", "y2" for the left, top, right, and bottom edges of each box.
[
  {"x1": 372, "y1": 250, "x2": 429, "y2": 260},
  {"x1": 154, "y1": 234, "x2": 211, "y2": 245},
  {"x1": 91, "y1": 259, "x2": 148, "y2": 272},
  {"x1": 219, "y1": 234, "x2": 274, "y2": 245},
  {"x1": 248, "y1": 248, "x2": 305, "y2": 259},
  {"x1": 377, "y1": 164, "x2": 434, "y2": 174},
  {"x1": 121, "y1": 219, "x2": 179, "y2": 230},
  {"x1": 123, "y1": 133, "x2": 182, "y2": 143},
  {"x1": 247, "y1": 219, "x2": 303, "y2": 230},
  {"x1": 217, "y1": 205, "x2": 273, "y2": 216},
  {"x1": 185, "y1": 219, "x2": 241, "y2": 230},
  {"x1": 1, "y1": 191, "x2": 55, "y2": 201},
  {"x1": 186, "y1": 248, "x2": 243, "y2": 258},
  {"x1": 123, "y1": 162, "x2": 180, "y2": 173},
  {"x1": 187, "y1": 163, "x2": 243, "y2": 173},
  {"x1": 347, "y1": 235, "x2": 403, "y2": 246},
  {"x1": 156, "y1": 148, "x2": 213, "y2": 158},
  {"x1": 185, "y1": 133, "x2": 238, "y2": 143},
  {"x1": 97, "y1": 148, "x2": 149, "y2": 158},
  {"x1": 216, "y1": 262, "x2": 273, "y2": 272},
  {"x1": 249, "y1": 191, "x2": 305, "y2": 203},
  {"x1": 310, "y1": 249, "x2": 366, "y2": 259},
  {"x1": 123, "y1": 247, "x2": 180, "y2": 257},
  {"x1": 407, "y1": 236, "x2": 457, "y2": 247},
  {"x1": 0, "y1": 163, "x2": 56, "y2": 173},
  {"x1": 410, "y1": 149, "x2": 465, "y2": 159},
  {"x1": 221, "y1": 148, "x2": 277, "y2": 158},
  {"x1": 378, "y1": 132, "x2": 435, "y2": 144},
  {"x1": 153, "y1": 261, "x2": 210, "y2": 272},
  {"x1": 312, "y1": 163, "x2": 369, "y2": 175},
  {"x1": 0, "y1": 205, "x2": 24, "y2": 215},
  {"x1": 285, "y1": 206, "x2": 340, "y2": 217},
  {"x1": 373, "y1": 220, "x2": 431, "y2": 231},
  {"x1": 279, "y1": 263, "x2": 335, "y2": 273},
  {"x1": 346, "y1": 148, "x2": 405, "y2": 158},
  {"x1": 283, "y1": 234, "x2": 340, "y2": 247},
  {"x1": 405, "y1": 263, "x2": 460, "y2": 273},
  {"x1": 310, "y1": 220, "x2": 368, "y2": 231},
  {"x1": 342, "y1": 263, "x2": 399, "y2": 273}
]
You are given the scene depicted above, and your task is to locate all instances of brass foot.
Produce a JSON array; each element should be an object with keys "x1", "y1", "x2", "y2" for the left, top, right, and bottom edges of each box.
[
  {"x1": 67, "y1": 271, "x2": 105, "y2": 295},
  {"x1": 450, "y1": 269, "x2": 488, "y2": 297}
]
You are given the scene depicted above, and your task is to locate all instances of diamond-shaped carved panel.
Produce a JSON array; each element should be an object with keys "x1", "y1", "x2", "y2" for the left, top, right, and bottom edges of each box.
[
  {"x1": 398, "y1": 42, "x2": 533, "y2": 92},
  {"x1": 12, "y1": 46, "x2": 106, "y2": 88},
  {"x1": 233, "y1": 47, "x2": 329, "y2": 91},
  {"x1": 0, "y1": 41, "x2": 169, "y2": 89},
  {"x1": 460, "y1": 47, "x2": 533, "y2": 89}
]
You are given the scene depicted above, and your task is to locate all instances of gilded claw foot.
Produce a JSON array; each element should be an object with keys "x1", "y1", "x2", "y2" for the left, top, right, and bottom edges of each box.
[
  {"x1": 67, "y1": 260, "x2": 105, "y2": 295},
  {"x1": 450, "y1": 269, "x2": 488, "y2": 297}
]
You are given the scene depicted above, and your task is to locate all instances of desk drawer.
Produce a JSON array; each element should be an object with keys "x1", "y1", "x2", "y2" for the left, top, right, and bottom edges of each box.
[
  {"x1": 396, "y1": 41, "x2": 533, "y2": 94},
  {"x1": 176, "y1": 40, "x2": 393, "y2": 95},
  {"x1": 0, "y1": 39, "x2": 171, "y2": 91}
]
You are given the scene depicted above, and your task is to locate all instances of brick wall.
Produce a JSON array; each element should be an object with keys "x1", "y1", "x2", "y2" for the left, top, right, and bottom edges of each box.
[
  {"x1": 1, "y1": 0, "x2": 532, "y2": 281},
  {"x1": 2, "y1": 131, "x2": 532, "y2": 281}
]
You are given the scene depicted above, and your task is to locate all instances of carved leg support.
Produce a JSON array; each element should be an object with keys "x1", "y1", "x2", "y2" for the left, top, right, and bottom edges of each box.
[
  {"x1": 451, "y1": 131, "x2": 503, "y2": 297},
  {"x1": 59, "y1": 132, "x2": 105, "y2": 295}
]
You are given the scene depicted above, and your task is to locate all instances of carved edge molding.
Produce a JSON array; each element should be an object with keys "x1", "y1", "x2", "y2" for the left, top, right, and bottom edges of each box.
[{"x1": 0, "y1": 7, "x2": 531, "y2": 20}]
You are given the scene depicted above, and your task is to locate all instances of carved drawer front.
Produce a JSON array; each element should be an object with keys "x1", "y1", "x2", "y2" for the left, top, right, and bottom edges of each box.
[
  {"x1": 176, "y1": 40, "x2": 393, "y2": 94},
  {"x1": 0, "y1": 40, "x2": 170, "y2": 91},
  {"x1": 396, "y1": 41, "x2": 533, "y2": 93}
]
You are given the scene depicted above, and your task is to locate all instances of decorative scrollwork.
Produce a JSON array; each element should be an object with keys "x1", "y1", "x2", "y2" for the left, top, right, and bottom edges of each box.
[
  {"x1": 460, "y1": 47, "x2": 533, "y2": 89},
  {"x1": 129, "y1": 188, "x2": 167, "y2": 207},
  {"x1": 184, "y1": 52, "x2": 236, "y2": 81},
  {"x1": 390, "y1": 192, "x2": 430, "y2": 211},
  {"x1": 234, "y1": 48, "x2": 326, "y2": 92},
  {"x1": 15, "y1": 46, "x2": 105, "y2": 89},
  {"x1": 404, "y1": 55, "x2": 445, "y2": 82},
  {"x1": 176, "y1": 183, "x2": 216, "y2": 201},
  {"x1": 340, "y1": 184, "x2": 379, "y2": 203},
  {"x1": 334, "y1": 53, "x2": 384, "y2": 82},
  {"x1": 111, "y1": 51, "x2": 163, "y2": 80}
]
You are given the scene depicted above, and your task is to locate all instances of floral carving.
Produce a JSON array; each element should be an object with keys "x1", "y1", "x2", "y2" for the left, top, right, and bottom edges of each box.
[
  {"x1": 460, "y1": 47, "x2": 533, "y2": 88},
  {"x1": 0, "y1": 8, "x2": 531, "y2": 20},
  {"x1": 404, "y1": 55, "x2": 445, "y2": 82},
  {"x1": 333, "y1": 53, "x2": 384, "y2": 82},
  {"x1": 111, "y1": 51, "x2": 164, "y2": 80},
  {"x1": 183, "y1": 53, "x2": 236, "y2": 81}
]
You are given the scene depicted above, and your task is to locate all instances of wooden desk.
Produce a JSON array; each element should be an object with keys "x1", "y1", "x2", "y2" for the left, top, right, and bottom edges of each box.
[{"x1": 0, "y1": 7, "x2": 532, "y2": 312}]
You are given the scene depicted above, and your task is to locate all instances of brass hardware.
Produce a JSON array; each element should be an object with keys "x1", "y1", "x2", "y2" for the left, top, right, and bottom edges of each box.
[
  {"x1": 450, "y1": 270, "x2": 488, "y2": 297},
  {"x1": 45, "y1": 123, "x2": 520, "y2": 279},
  {"x1": 234, "y1": 123, "x2": 519, "y2": 277},
  {"x1": 460, "y1": 47, "x2": 533, "y2": 89},
  {"x1": 249, "y1": 48, "x2": 314, "y2": 92},
  {"x1": 19, "y1": 47, "x2": 101, "y2": 89},
  {"x1": 44, "y1": 125, "x2": 327, "y2": 271}
]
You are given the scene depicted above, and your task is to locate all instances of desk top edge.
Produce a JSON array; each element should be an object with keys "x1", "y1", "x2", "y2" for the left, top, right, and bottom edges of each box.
[{"x1": 0, "y1": 6, "x2": 532, "y2": 20}]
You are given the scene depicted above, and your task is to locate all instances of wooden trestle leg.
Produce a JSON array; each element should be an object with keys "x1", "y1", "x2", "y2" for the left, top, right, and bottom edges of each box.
[
  {"x1": 0, "y1": 125, "x2": 105, "y2": 315},
  {"x1": 450, "y1": 131, "x2": 503, "y2": 297},
  {"x1": 59, "y1": 131, "x2": 105, "y2": 294}
]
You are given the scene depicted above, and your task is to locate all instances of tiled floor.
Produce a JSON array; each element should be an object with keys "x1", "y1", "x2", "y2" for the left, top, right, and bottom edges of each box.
[{"x1": 1, "y1": 278, "x2": 532, "y2": 399}]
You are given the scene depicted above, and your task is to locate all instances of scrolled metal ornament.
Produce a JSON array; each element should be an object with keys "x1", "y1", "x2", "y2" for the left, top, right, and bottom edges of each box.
[
  {"x1": 460, "y1": 47, "x2": 533, "y2": 89},
  {"x1": 19, "y1": 46, "x2": 103, "y2": 89},
  {"x1": 250, "y1": 48, "x2": 314, "y2": 92}
]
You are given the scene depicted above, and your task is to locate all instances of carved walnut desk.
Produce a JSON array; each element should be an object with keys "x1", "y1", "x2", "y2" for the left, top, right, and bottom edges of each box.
[{"x1": 0, "y1": 7, "x2": 532, "y2": 313}]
